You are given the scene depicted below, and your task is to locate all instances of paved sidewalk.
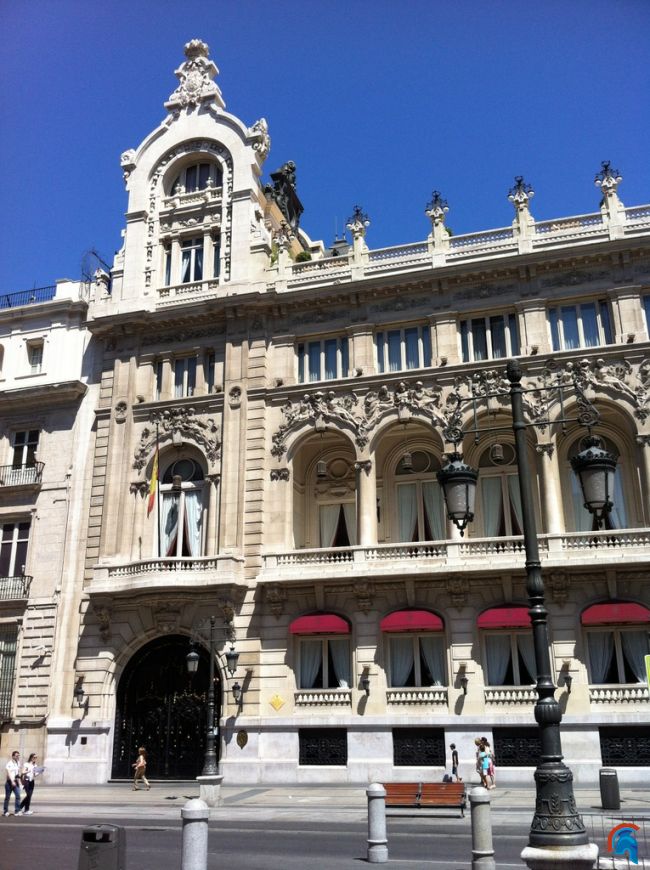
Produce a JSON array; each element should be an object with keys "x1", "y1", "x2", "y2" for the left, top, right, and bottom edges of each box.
[{"x1": 13, "y1": 781, "x2": 650, "y2": 823}]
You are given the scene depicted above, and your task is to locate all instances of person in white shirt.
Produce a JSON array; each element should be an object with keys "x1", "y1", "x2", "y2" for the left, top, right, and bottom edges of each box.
[
  {"x1": 19, "y1": 753, "x2": 41, "y2": 815},
  {"x1": 3, "y1": 751, "x2": 21, "y2": 816}
]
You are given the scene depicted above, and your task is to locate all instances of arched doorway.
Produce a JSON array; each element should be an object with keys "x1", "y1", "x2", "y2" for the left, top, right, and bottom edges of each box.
[{"x1": 111, "y1": 635, "x2": 219, "y2": 779}]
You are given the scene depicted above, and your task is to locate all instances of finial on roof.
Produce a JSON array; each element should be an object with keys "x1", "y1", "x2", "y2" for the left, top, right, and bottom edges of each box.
[
  {"x1": 595, "y1": 161, "x2": 622, "y2": 197},
  {"x1": 508, "y1": 176, "x2": 534, "y2": 212},
  {"x1": 425, "y1": 190, "x2": 449, "y2": 226},
  {"x1": 165, "y1": 39, "x2": 225, "y2": 111}
]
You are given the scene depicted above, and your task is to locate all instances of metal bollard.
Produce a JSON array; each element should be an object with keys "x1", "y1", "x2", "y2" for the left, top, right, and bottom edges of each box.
[
  {"x1": 366, "y1": 782, "x2": 388, "y2": 864},
  {"x1": 469, "y1": 787, "x2": 496, "y2": 870},
  {"x1": 599, "y1": 768, "x2": 620, "y2": 811},
  {"x1": 181, "y1": 798, "x2": 209, "y2": 870}
]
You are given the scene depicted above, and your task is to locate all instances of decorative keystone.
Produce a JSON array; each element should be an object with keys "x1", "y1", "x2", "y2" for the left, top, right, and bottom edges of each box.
[{"x1": 165, "y1": 39, "x2": 225, "y2": 111}]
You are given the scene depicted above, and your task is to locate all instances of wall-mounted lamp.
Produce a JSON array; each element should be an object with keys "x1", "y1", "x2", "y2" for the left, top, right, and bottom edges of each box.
[
  {"x1": 460, "y1": 675, "x2": 469, "y2": 696},
  {"x1": 361, "y1": 675, "x2": 371, "y2": 697},
  {"x1": 562, "y1": 673, "x2": 573, "y2": 694},
  {"x1": 224, "y1": 644, "x2": 239, "y2": 678},
  {"x1": 171, "y1": 474, "x2": 183, "y2": 491},
  {"x1": 232, "y1": 682, "x2": 243, "y2": 706},
  {"x1": 74, "y1": 680, "x2": 88, "y2": 709}
]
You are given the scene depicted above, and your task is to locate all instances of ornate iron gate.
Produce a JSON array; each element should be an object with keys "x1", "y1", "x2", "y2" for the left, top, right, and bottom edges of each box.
[{"x1": 111, "y1": 635, "x2": 219, "y2": 779}]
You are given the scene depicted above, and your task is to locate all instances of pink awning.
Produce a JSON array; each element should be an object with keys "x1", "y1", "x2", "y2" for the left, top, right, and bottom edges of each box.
[
  {"x1": 581, "y1": 602, "x2": 650, "y2": 626},
  {"x1": 380, "y1": 610, "x2": 443, "y2": 633},
  {"x1": 478, "y1": 607, "x2": 531, "y2": 629},
  {"x1": 289, "y1": 614, "x2": 350, "y2": 635}
]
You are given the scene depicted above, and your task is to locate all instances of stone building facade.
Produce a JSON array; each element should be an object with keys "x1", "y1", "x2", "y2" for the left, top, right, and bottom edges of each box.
[{"x1": 2, "y1": 40, "x2": 649, "y2": 785}]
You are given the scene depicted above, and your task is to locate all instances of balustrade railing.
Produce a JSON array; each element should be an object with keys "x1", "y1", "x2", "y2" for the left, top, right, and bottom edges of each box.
[
  {"x1": 386, "y1": 687, "x2": 448, "y2": 706},
  {"x1": 0, "y1": 463, "x2": 44, "y2": 487},
  {"x1": 484, "y1": 686, "x2": 537, "y2": 704},
  {"x1": 560, "y1": 528, "x2": 650, "y2": 550},
  {"x1": 0, "y1": 575, "x2": 32, "y2": 601},
  {"x1": 294, "y1": 689, "x2": 352, "y2": 706},
  {"x1": 106, "y1": 556, "x2": 227, "y2": 578},
  {"x1": 589, "y1": 685, "x2": 650, "y2": 704}
]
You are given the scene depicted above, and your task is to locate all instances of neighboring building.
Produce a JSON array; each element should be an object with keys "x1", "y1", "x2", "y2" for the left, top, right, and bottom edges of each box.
[
  {"x1": 4, "y1": 40, "x2": 649, "y2": 785},
  {"x1": 0, "y1": 280, "x2": 98, "y2": 765}
]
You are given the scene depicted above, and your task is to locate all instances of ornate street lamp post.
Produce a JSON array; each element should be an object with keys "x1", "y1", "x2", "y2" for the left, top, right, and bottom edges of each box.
[
  {"x1": 437, "y1": 358, "x2": 615, "y2": 864},
  {"x1": 186, "y1": 615, "x2": 239, "y2": 777}
]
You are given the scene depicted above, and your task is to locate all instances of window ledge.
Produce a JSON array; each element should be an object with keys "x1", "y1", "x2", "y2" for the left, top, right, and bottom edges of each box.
[
  {"x1": 294, "y1": 690, "x2": 351, "y2": 707},
  {"x1": 484, "y1": 687, "x2": 537, "y2": 704},
  {"x1": 589, "y1": 685, "x2": 649, "y2": 703},
  {"x1": 386, "y1": 687, "x2": 448, "y2": 706},
  {"x1": 14, "y1": 371, "x2": 47, "y2": 380}
]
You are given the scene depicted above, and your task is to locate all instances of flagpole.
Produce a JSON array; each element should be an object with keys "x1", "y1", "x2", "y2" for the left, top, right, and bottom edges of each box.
[{"x1": 156, "y1": 424, "x2": 161, "y2": 558}]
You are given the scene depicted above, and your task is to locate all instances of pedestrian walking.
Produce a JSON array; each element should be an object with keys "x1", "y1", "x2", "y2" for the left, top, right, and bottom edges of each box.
[
  {"x1": 3, "y1": 751, "x2": 21, "y2": 816},
  {"x1": 19, "y1": 754, "x2": 41, "y2": 815},
  {"x1": 481, "y1": 736, "x2": 496, "y2": 789},
  {"x1": 477, "y1": 740, "x2": 491, "y2": 789},
  {"x1": 132, "y1": 747, "x2": 151, "y2": 790},
  {"x1": 450, "y1": 743, "x2": 463, "y2": 782}
]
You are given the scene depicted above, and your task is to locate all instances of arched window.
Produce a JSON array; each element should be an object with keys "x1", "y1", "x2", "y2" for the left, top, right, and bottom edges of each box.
[
  {"x1": 476, "y1": 443, "x2": 523, "y2": 537},
  {"x1": 394, "y1": 450, "x2": 445, "y2": 542},
  {"x1": 568, "y1": 435, "x2": 628, "y2": 531},
  {"x1": 171, "y1": 162, "x2": 222, "y2": 195},
  {"x1": 315, "y1": 457, "x2": 356, "y2": 548},
  {"x1": 582, "y1": 602, "x2": 650, "y2": 685},
  {"x1": 290, "y1": 614, "x2": 351, "y2": 689},
  {"x1": 159, "y1": 457, "x2": 205, "y2": 557},
  {"x1": 381, "y1": 609, "x2": 446, "y2": 687},
  {"x1": 478, "y1": 607, "x2": 535, "y2": 686}
]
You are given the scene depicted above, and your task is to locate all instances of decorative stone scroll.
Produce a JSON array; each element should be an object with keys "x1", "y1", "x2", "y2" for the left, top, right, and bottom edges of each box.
[
  {"x1": 265, "y1": 584, "x2": 286, "y2": 618},
  {"x1": 249, "y1": 118, "x2": 270, "y2": 160},
  {"x1": 133, "y1": 407, "x2": 220, "y2": 470},
  {"x1": 270, "y1": 468, "x2": 290, "y2": 481}
]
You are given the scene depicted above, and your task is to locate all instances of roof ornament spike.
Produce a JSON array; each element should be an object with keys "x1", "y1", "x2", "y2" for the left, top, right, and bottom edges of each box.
[
  {"x1": 165, "y1": 39, "x2": 225, "y2": 112},
  {"x1": 425, "y1": 190, "x2": 449, "y2": 226},
  {"x1": 595, "y1": 160, "x2": 622, "y2": 197},
  {"x1": 508, "y1": 176, "x2": 534, "y2": 211}
]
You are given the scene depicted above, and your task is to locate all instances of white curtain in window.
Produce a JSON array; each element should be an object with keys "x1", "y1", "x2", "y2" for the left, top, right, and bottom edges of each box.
[
  {"x1": 485, "y1": 634, "x2": 511, "y2": 685},
  {"x1": 621, "y1": 631, "x2": 648, "y2": 683},
  {"x1": 570, "y1": 471, "x2": 593, "y2": 532},
  {"x1": 161, "y1": 494, "x2": 179, "y2": 556},
  {"x1": 184, "y1": 490, "x2": 203, "y2": 556},
  {"x1": 300, "y1": 640, "x2": 322, "y2": 688},
  {"x1": 507, "y1": 475, "x2": 524, "y2": 534},
  {"x1": 329, "y1": 638, "x2": 351, "y2": 688},
  {"x1": 390, "y1": 636, "x2": 415, "y2": 687},
  {"x1": 516, "y1": 633, "x2": 536, "y2": 684},
  {"x1": 181, "y1": 251, "x2": 191, "y2": 284},
  {"x1": 422, "y1": 482, "x2": 445, "y2": 540},
  {"x1": 397, "y1": 484, "x2": 418, "y2": 542},
  {"x1": 319, "y1": 504, "x2": 340, "y2": 548},
  {"x1": 610, "y1": 468, "x2": 627, "y2": 529},
  {"x1": 587, "y1": 632, "x2": 615, "y2": 683},
  {"x1": 481, "y1": 477, "x2": 503, "y2": 537},
  {"x1": 420, "y1": 635, "x2": 446, "y2": 686},
  {"x1": 342, "y1": 503, "x2": 357, "y2": 546}
]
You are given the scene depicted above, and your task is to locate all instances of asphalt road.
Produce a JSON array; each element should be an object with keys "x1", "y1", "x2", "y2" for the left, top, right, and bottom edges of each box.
[{"x1": 1, "y1": 814, "x2": 580, "y2": 869}]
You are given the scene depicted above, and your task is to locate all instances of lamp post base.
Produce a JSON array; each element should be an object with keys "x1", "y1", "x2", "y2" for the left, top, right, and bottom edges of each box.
[
  {"x1": 521, "y1": 843, "x2": 598, "y2": 869},
  {"x1": 197, "y1": 774, "x2": 223, "y2": 807}
]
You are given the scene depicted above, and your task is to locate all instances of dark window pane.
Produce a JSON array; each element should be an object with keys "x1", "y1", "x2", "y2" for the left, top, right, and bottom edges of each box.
[
  {"x1": 376, "y1": 333, "x2": 385, "y2": 373},
  {"x1": 393, "y1": 728, "x2": 445, "y2": 766},
  {"x1": 549, "y1": 308, "x2": 560, "y2": 351},
  {"x1": 404, "y1": 328, "x2": 419, "y2": 369},
  {"x1": 471, "y1": 319, "x2": 487, "y2": 360},
  {"x1": 185, "y1": 165, "x2": 197, "y2": 192},
  {"x1": 508, "y1": 313, "x2": 520, "y2": 355},
  {"x1": 387, "y1": 331, "x2": 401, "y2": 372},
  {"x1": 324, "y1": 339, "x2": 337, "y2": 379},
  {"x1": 422, "y1": 326, "x2": 432, "y2": 366},
  {"x1": 341, "y1": 338, "x2": 349, "y2": 377},
  {"x1": 581, "y1": 303, "x2": 599, "y2": 347},
  {"x1": 299, "y1": 729, "x2": 347, "y2": 765},
  {"x1": 599, "y1": 300, "x2": 613, "y2": 344},
  {"x1": 490, "y1": 316, "x2": 506, "y2": 358}
]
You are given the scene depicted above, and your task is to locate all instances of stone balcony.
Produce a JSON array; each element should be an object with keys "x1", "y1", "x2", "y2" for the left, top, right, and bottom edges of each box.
[
  {"x1": 386, "y1": 687, "x2": 448, "y2": 706},
  {"x1": 260, "y1": 528, "x2": 650, "y2": 585},
  {"x1": 294, "y1": 689, "x2": 352, "y2": 707},
  {"x1": 86, "y1": 554, "x2": 246, "y2": 597}
]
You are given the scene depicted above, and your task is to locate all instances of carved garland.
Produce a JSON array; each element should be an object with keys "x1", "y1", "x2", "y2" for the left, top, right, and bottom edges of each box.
[{"x1": 133, "y1": 407, "x2": 221, "y2": 471}]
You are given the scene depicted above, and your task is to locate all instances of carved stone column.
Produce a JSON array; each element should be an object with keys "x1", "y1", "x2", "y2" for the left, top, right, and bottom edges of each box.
[
  {"x1": 536, "y1": 443, "x2": 563, "y2": 534},
  {"x1": 355, "y1": 460, "x2": 376, "y2": 546},
  {"x1": 162, "y1": 357, "x2": 173, "y2": 400},
  {"x1": 637, "y1": 435, "x2": 650, "y2": 526},
  {"x1": 206, "y1": 473, "x2": 220, "y2": 555}
]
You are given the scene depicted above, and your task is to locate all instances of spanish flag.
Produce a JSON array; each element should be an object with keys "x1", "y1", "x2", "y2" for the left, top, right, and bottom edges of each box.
[{"x1": 147, "y1": 442, "x2": 159, "y2": 517}]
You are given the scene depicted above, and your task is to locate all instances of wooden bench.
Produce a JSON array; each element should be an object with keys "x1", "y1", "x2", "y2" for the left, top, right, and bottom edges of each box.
[{"x1": 383, "y1": 782, "x2": 466, "y2": 818}]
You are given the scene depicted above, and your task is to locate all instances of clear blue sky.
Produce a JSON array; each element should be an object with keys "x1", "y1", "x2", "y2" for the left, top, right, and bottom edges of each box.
[{"x1": 1, "y1": 0, "x2": 648, "y2": 292}]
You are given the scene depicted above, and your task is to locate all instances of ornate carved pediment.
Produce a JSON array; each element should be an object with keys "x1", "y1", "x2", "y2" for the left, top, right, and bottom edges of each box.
[
  {"x1": 547, "y1": 571, "x2": 570, "y2": 607},
  {"x1": 165, "y1": 39, "x2": 224, "y2": 110},
  {"x1": 353, "y1": 581, "x2": 374, "y2": 614},
  {"x1": 446, "y1": 576, "x2": 469, "y2": 610},
  {"x1": 265, "y1": 584, "x2": 287, "y2": 618},
  {"x1": 92, "y1": 603, "x2": 112, "y2": 642},
  {"x1": 133, "y1": 407, "x2": 220, "y2": 470}
]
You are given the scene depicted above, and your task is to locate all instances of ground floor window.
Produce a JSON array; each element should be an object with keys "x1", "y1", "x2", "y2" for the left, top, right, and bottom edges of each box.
[
  {"x1": 600, "y1": 727, "x2": 650, "y2": 767},
  {"x1": 393, "y1": 727, "x2": 445, "y2": 766},
  {"x1": 298, "y1": 728, "x2": 347, "y2": 766},
  {"x1": 492, "y1": 728, "x2": 540, "y2": 766},
  {"x1": 0, "y1": 624, "x2": 18, "y2": 719}
]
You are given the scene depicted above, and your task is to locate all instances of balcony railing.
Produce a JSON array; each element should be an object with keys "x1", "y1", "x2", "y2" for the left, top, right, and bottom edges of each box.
[
  {"x1": 87, "y1": 554, "x2": 246, "y2": 595},
  {"x1": 589, "y1": 685, "x2": 650, "y2": 704},
  {"x1": 484, "y1": 687, "x2": 537, "y2": 705},
  {"x1": 386, "y1": 687, "x2": 448, "y2": 706},
  {"x1": 0, "y1": 576, "x2": 32, "y2": 601},
  {"x1": 294, "y1": 689, "x2": 352, "y2": 707},
  {"x1": 261, "y1": 528, "x2": 650, "y2": 580},
  {"x1": 0, "y1": 286, "x2": 56, "y2": 309},
  {"x1": 0, "y1": 463, "x2": 44, "y2": 487}
]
